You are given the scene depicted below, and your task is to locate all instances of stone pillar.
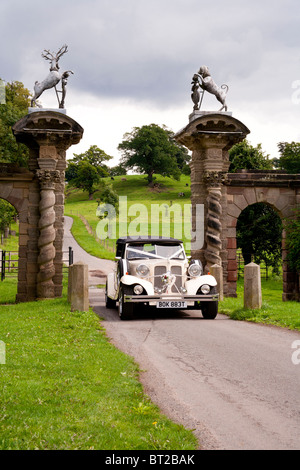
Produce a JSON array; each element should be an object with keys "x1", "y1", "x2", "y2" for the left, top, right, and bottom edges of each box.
[
  {"x1": 12, "y1": 110, "x2": 83, "y2": 300},
  {"x1": 175, "y1": 112, "x2": 250, "y2": 290},
  {"x1": 68, "y1": 262, "x2": 89, "y2": 312},
  {"x1": 210, "y1": 264, "x2": 224, "y2": 301},
  {"x1": 244, "y1": 262, "x2": 262, "y2": 309}
]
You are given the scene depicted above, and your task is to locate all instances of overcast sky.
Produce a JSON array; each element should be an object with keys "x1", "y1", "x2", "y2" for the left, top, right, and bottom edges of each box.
[{"x1": 1, "y1": 0, "x2": 300, "y2": 165}]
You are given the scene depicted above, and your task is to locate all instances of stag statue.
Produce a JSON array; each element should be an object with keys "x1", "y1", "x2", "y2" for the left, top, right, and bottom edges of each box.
[
  {"x1": 191, "y1": 66, "x2": 229, "y2": 112},
  {"x1": 31, "y1": 45, "x2": 73, "y2": 108}
]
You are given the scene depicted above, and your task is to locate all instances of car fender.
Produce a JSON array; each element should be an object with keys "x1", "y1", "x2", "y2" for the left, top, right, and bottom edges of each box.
[
  {"x1": 185, "y1": 275, "x2": 217, "y2": 295},
  {"x1": 106, "y1": 272, "x2": 117, "y2": 299},
  {"x1": 120, "y1": 275, "x2": 154, "y2": 295}
]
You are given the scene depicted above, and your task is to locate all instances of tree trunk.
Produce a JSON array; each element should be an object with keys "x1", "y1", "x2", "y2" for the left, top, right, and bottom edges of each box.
[{"x1": 147, "y1": 170, "x2": 155, "y2": 184}]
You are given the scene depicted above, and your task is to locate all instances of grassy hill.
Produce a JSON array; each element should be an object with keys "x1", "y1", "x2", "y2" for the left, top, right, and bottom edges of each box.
[{"x1": 65, "y1": 174, "x2": 192, "y2": 260}]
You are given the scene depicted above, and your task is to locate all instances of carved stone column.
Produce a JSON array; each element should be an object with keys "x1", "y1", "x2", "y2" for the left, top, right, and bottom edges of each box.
[
  {"x1": 175, "y1": 112, "x2": 250, "y2": 292},
  {"x1": 36, "y1": 169, "x2": 61, "y2": 298},
  {"x1": 203, "y1": 171, "x2": 226, "y2": 270}
]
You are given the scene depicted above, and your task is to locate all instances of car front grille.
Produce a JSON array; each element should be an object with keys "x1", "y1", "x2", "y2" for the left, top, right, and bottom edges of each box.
[{"x1": 154, "y1": 265, "x2": 183, "y2": 293}]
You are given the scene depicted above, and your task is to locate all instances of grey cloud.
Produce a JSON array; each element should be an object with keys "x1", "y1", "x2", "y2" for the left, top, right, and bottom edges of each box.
[{"x1": 1, "y1": 0, "x2": 300, "y2": 112}]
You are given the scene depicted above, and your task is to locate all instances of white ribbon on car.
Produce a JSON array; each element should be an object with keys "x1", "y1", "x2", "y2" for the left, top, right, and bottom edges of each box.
[{"x1": 161, "y1": 271, "x2": 176, "y2": 294}]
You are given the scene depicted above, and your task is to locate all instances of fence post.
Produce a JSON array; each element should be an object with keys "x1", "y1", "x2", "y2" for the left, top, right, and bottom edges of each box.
[
  {"x1": 1, "y1": 251, "x2": 5, "y2": 281},
  {"x1": 69, "y1": 247, "x2": 73, "y2": 266}
]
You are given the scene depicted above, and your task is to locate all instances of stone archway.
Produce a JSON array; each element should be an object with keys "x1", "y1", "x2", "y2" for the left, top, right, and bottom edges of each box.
[
  {"x1": 175, "y1": 112, "x2": 300, "y2": 302},
  {"x1": 225, "y1": 170, "x2": 300, "y2": 301},
  {"x1": 0, "y1": 111, "x2": 83, "y2": 302}
]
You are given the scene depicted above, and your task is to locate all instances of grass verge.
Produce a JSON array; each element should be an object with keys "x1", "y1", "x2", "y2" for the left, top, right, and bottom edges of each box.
[
  {"x1": 67, "y1": 214, "x2": 115, "y2": 260},
  {"x1": 0, "y1": 279, "x2": 197, "y2": 450},
  {"x1": 219, "y1": 278, "x2": 300, "y2": 331}
]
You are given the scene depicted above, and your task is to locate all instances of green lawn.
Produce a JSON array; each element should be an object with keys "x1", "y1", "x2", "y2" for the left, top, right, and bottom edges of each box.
[
  {"x1": 0, "y1": 221, "x2": 19, "y2": 252},
  {"x1": 0, "y1": 278, "x2": 197, "y2": 450},
  {"x1": 219, "y1": 278, "x2": 300, "y2": 331}
]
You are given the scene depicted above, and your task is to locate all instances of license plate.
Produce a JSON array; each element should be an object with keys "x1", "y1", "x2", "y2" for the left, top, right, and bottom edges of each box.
[{"x1": 156, "y1": 301, "x2": 187, "y2": 309}]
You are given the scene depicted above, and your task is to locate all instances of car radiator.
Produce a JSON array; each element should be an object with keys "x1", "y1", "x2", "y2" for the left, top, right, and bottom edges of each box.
[{"x1": 154, "y1": 265, "x2": 183, "y2": 293}]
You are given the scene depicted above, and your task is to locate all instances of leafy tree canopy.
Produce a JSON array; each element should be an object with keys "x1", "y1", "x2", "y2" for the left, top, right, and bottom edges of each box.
[
  {"x1": 273, "y1": 142, "x2": 300, "y2": 174},
  {"x1": 66, "y1": 145, "x2": 118, "y2": 204},
  {"x1": 228, "y1": 140, "x2": 273, "y2": 173},
  {"x1": 66, "y1": 145, "x2": 114, "y2": 191},
  {"x1": 0, "y1": 200, "x2": 17, "y2": 233},
  {"x1": 0, "y1": 80, "x2": 31, "y2": 167},
  {"x1": 71, "y1": 145, "x2": 113, "y2": 171},
  {"x1": 237, "y1": 203, "x2": 282, "y2": 276},
  {"x1": 68, "y1": 161, "x2": 101, "y2": 199},
  {"x1": 109, "y1": 163, "x2": 127, "y2": 177},
  {"x1": 118, "y1": 124, "x2": 190, "y2": 184}
]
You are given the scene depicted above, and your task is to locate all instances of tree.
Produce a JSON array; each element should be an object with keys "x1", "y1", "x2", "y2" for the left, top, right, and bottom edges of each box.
[
  {"x1": 0, "y1": 200, "x2": 17, "y2": 233},
  {"x1": 109, "y1": 163, "x2": 127, "y2": 177},
  {"x1": 68, "y1": 161, "x2": 100, "y2": 199},
  {"x1": 70, "y1": 145, "x2": 113, "y2": 177},
  {"x1": 66, "y1": 145, "x2": 114, "y2": 199},
  {"x1": 228, "y1": 140, "x2": 273, "y2": 173},
  {"x1": 274, "y1": 142, "x2": 300, "y2": 174},
  {"x1": 118, "y1": 124, "x2": 189, "y2": 184},
  {"x1": 0, "y1": 80, "x2": 31, "y2": 167},
  {"x1": 237, "y1": 203, "x2": 282, "y2": 277}
]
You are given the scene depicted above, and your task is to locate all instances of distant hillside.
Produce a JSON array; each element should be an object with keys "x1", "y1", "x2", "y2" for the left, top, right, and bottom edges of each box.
[
  {"x1": 65, "y1": 174, "x2": 191, "y2": 204},
  {"x1": 64, "y1": 174, "x2": 192, "y2": 259}
]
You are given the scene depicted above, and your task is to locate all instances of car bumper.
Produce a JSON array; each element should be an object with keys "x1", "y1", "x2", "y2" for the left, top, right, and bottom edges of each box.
[{"x1": 124, "y1": 293, "x2": 219, "y2": 305}]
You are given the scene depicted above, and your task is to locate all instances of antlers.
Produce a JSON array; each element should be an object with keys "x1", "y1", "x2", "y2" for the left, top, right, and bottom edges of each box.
[
  {"x1": 56, "y1": 44, "x2": 68, "y2": 59},
  {"x1": 41, "y1": 45, "x2": 68, "y2": 64}
]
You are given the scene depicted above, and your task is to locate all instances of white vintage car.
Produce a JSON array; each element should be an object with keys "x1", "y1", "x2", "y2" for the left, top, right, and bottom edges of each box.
[{"x1": 105, "y1": 236, "x2": 219, "y2": 320}]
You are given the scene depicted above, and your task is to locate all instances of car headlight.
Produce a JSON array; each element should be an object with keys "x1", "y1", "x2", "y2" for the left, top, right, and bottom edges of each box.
[
  {"x1": 136, "y1": 264, "x2": 150, "y2": 278},
  {"x1": 133, "y1": 284, "x2": 144, "y2": 295},
  {"x1": 188, "y1": 262, "x2": 202, "y2": 277},
  {"x1": 200, "y1": 284, "x2": 210, "y2": 295}
]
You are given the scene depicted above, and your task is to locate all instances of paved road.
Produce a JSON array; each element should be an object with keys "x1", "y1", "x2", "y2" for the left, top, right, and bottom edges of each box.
[{"x1": 65, "y1": 216, "x2": 300, "y2": 450}]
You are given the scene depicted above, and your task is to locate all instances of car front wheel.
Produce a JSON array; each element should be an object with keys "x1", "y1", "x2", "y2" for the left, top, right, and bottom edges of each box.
[
  {"x1": 201, "y1": 301, "x2": 218, "y2": 319},
  {"x1": 118, "y1": 285, "x2": 134, "y2": 320},
  {"x1": 195, "y1": 286, "x2": 218, "y2": 319},
  {"x1": 105, "y1": 282, "x2": 116, "y2": 309}
]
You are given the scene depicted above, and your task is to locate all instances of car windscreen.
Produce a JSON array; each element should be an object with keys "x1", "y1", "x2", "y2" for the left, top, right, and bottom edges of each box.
[{"x1": 126, "y1": 243, "x2": 185, "y2": 260}]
